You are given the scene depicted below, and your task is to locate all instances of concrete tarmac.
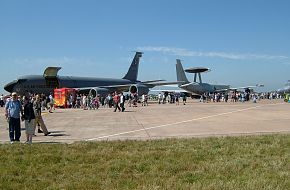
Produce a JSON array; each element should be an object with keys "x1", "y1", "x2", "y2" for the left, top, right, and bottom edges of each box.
[{"x1": 1, "y1": 99, "x2": 290, "y2": 144}]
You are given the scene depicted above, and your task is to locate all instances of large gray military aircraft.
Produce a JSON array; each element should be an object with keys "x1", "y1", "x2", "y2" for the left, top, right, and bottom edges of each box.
[
  {"x1": 176, "y1": 59, "x2": 263, "y2": 95},
  {"x1": 4, "y1": 52, "x2": 177, "y2": 96},
  {"x1": 277, "y1": 80, "x2": 290, "y2": 94}
]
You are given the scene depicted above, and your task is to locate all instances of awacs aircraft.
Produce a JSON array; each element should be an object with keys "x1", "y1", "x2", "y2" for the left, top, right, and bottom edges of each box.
[
  {"x1": 175, "y1": 59, "x2": 263, "y2": 95},
  {"x1": 277, "y1": 80, "x2": 290, "y2": 94},
  {"x1": 4, "y1": 52, "x2": 178, "y2": 96}
]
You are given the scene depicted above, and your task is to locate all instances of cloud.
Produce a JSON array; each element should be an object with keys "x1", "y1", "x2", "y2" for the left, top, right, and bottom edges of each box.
[{"x1": 137, "y1": 46, "x2": 288, "y2": 60}]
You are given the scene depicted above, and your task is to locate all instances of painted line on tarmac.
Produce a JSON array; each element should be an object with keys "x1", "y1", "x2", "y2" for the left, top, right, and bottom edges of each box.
[{"x1": 86, "y1": 103, "x2": 284, "y2": 141}]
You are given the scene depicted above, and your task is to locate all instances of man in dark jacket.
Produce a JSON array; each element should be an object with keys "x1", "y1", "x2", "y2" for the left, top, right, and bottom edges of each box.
[{"x1": 23, "y1": 96, "x2": 36, "y2": 144}]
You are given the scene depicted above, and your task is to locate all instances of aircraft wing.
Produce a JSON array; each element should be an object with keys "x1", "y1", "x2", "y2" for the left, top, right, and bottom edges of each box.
[
  {"x1": 179, "y1": 82, "x2": 199, "y2": 88},
  {"x1": 74, "y1": 81, "x2": 186, "y2": 94},
  {"x1": 235, "y1": 84, "x2": 264, "y2": 89},
  {"x1": 150, "y1": 89, "x2": 187, "y2": 93},
  {"x1": 74, "y1": 84, "x2": 134, "y2": 93},
  {"x1": 215, "y1": 84, "x2": 264, "y2": 92},
  {"x1": 150, "y1": 89, "x2": 201, "y2": 96},
  {"x1": 141, "y1": 81, "x2": 185, "y2": 86},
  {"x1": 75, "y1": 83, "x2": 165, "y2": 94},
  {"x1": 140, "y1": 79, "x2": 166, "y2": 83}
]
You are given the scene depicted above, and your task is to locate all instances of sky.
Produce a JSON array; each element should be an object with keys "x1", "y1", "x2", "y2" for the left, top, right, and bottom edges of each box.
[{"x1": 1, "y1": 0, "x2": 290, "y2": 94}]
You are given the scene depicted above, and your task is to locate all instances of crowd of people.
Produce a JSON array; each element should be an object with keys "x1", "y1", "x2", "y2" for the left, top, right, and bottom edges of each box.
[
  {"x1": 198, "y1": 91, "x2": 283, "y2": 103},
  {"x1": 62, "y1": 91, "x2": 146, "y2": 110},
  {"x1": 154, "y1": 91, "x2": 284, "y2": 105},
  {"x1": 2, "y1": 91, "x2": 141, "y2": 144},
  {"x1": 1, "y1": 90, "x2": 285, "y2": 144},
  {"x1": 4, "y1": 92, "x2": 51, "y2": 144}
]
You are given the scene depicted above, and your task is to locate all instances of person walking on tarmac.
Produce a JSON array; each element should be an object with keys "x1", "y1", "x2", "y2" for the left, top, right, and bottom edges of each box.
[
  {"x1": 113, "y1": 92, "x2": 121, "y2": 112},
  {"x1": 0, "y1": 94, "x2": 4, "y2": 107},
  {"x1": 33, "y1": 95, "x2": 51, "y2": 136},
  {"x1": 182, "y1": 94, "x2": 187, "y2": 105},
  {"x1": 120, "y1": 92, "x2": 126, "y2": 112},
  {"x1": 48, "y1": 92, "x2": 54, "y2": 113}
]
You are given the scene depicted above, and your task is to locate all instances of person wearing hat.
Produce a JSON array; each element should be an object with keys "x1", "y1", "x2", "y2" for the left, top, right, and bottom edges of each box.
[{"x1": 5, "y1": 92, "x2": 23, "y2": 143}]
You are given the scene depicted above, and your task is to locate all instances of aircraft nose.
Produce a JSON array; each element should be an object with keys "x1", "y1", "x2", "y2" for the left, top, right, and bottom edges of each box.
[{"x1": 4, "y1": 80, "x2": 17, "y2": 93}]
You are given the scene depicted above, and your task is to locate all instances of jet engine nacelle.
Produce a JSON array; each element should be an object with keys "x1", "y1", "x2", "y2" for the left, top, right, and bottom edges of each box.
[
  {"x1": 129, "y1": 84, "x2": 149, "y2": 96},
  {"x1": 88, "y1": 87, "x2": 110, "y2": 97}
]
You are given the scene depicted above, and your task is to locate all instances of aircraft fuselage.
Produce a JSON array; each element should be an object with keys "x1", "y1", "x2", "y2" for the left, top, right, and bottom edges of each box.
[
  {"x1": 4, "y1": 75, "x2": 136, "y2": 95},
  {"x1": 182, "y1": 83, "x2": 230, "y2": 95}
]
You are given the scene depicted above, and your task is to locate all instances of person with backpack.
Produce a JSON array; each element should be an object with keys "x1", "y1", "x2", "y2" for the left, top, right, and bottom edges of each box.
[{"x1": 5, "y1": 92, "x2": 24, "y2": 144}]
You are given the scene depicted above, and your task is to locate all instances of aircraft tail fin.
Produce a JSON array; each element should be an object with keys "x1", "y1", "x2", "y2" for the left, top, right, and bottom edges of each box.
[
  {"x1": 122, "y1": 52, "x2": 143, "y2": 81},
  {"x1": 176, "y1": 59, "x2": 189, "y2": 86}
]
